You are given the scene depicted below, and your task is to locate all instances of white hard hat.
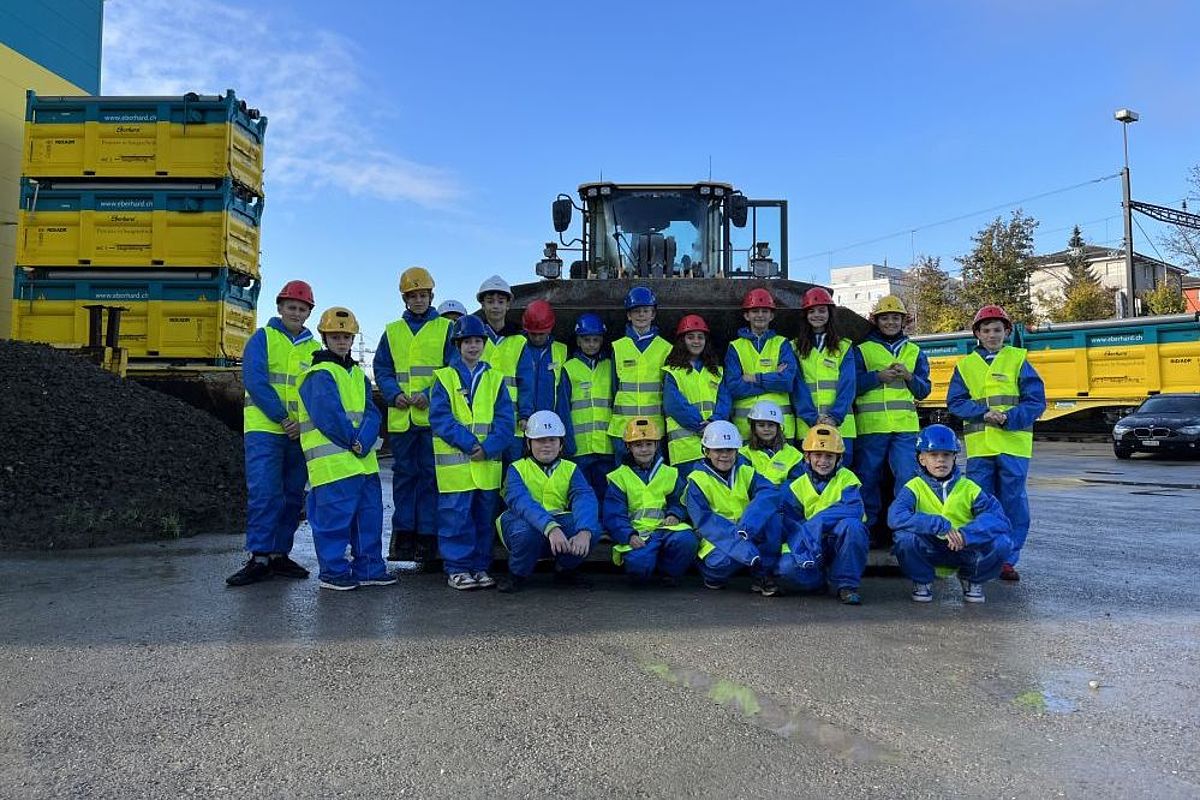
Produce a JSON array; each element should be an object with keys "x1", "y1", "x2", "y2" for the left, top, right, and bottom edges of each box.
[
  {"x1": 437, "y1": 299, "x2": 467, "y2": 317},
  {"x1": 701, "y1": 420, "x2": 743, "y2": 449},
  {"x1": 526, "y1": 410, "x2": 566, "y2": 439},
  {"x1": 747, "y1": 400, "x2": 784, "y2": 424},
  {"x1": 476, "y1": 274, "x2": 513, "y2": 302}
]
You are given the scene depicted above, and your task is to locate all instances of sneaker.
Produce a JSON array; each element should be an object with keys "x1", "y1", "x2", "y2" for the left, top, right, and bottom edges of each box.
[
  {"x1": 226, "y1": 557, "x2": 272, "y2": 586},
  {"x1": 268, "y1": 555, "x2": 309, "y2": 579},
  {"x1": 318, "y1": 576, "x2": 359, "y2": 591},
  {"x1": 703, "y1": 579, "x2": 726, "y2": 590},
  {"x1": 999, "y1": 563, "x2": 1020, "y2": 582},
  {"x1": 758, "y1": 578, "x2": 780, "y2": 597},
  {"x1": 447, "y1": 572, "x2": 478, "y2": 591},
  {"x1": 496, "y1": 574, "x2": 525, "y2": 593},
  {"x1": 911, "y1": 582, "x2": 933, "y2": 603},
  {"x1": 472, "y1": 571, "x2": 496, "y2": 589},
  {"x1": 750, "y1": 577, "x2": 764, "y2": 594},
  {"x1": 960, "y1": 579, "x2": 986, "y2": 603},
  {"x1": 837, "y1": 587, "x2": 862, "y2": 605},
  {"x1": 360, "y1": 573, "x2": 398, "y2": 587}
]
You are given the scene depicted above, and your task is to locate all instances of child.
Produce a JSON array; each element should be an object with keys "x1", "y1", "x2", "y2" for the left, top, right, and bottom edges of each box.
[
  {"x1": 685, "y1": 420, "x2": 783, "y2": 596},
  {"x1": 889, "y1": 424, "x2": 1013, "y2": 604},
  {"x1": 437, "y1": 299, "x2": 467, "y2": 321},
  {"x1": 607, "y1": 286, "x2": 672, "y2": 463},
  {"x1": 498, "y1": 410, "x2": 600, "y2": 593},
  {"x1": 726, "y1": 288, "x2": 798, "y2": 443},
  {"x1": 476, "y1": 274, "x2": 525, "y2": 462},
  {"x1": 373, "y1": 266, "x2": 452, "y2": 570},
  {"x1": 515, "y1": 299, "x2": 573, "y2": 460},
  {"x1": 563, "y1": 313, "x2": 614, "y2": 505},
  {"x1": 947, "y1": 304, "x2": 1046, "y2": 582},
  {"x1": 662, "y1": 313, "x2": 730, "y2": 475},
  {"x1": 852, "y1": 294, "x2": 931, "y2": 531},
  {"x1": 792, "y1": 287, "x2": 857, "y2": 467},
  {"x1": 228, "y1": 279, "x2": 321, "y2": 587},
  {"x1": 740, "y1": 400, "x2": 804, "y2": 486},
  {"x1": 295, "y1": 307, "x2": 394, "y2": 591},
  {"x1": 429, "y1": 314, "x2": 516, "y2": 590},
  {"x1": 780, "y1": 424, "x2": 869, "y2": 604},
  {"x1": 604, "y1": 417, "x2": 697, "y2": 584}
]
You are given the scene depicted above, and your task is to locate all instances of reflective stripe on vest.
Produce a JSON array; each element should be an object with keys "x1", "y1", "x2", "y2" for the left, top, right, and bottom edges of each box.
[
  {"x1": 955, "y1": 347, "x2": 1034, "y2": 458},
  {"x1": 855, "y1": 340, "x2": 920, "y2": 434},
  {"x1": 787, "y1": 468, "x2": 862, "y2": 520},
  {"x1": 904, "y1": 475, "x2": 981, "y2": 530},
  {"x1": 384, "y1": 316, "x2": 450, "y2": 433},
  {"x1": 795, "y1": 338, "x2": 857, "y2": 440},
  {"x1": 730, "y1": 336, "x2": 795, "y2": 439},
  {"x1": 608, "y1": 335, "x2": 672, "y2": 436},
  {"x1": 432, "y1": 366, "x2": 504, "y2": 493},
  {"x1": 295, "y1": 362, "x2": 379, "y2": 487},
  {"x1": 244, "y1": 327, "x2": 320, "y2": 435},
  {"x1": 663, "y1": 364, "x2": 723, "y2": 465},
  {"x1": 688, "y1": 464, "x2": 756, "y2": 560},
  {"x1": 510, "y1": 458, "x2": 577, "y2": 516},
  {"x1": 607, "y1": 462, "x2": 691, "y2": 565},
  {"x1": 564, "y1": 356, "x2": 614, "y2": 456},
  {"x1": 741, "y1": 445, "x2": 803, "y2": 486}
]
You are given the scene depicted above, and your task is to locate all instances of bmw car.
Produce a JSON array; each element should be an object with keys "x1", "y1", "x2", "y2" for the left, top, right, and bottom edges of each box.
[{"x1": 1112, "y1": 393, "x2": 1200, "y2": 459}]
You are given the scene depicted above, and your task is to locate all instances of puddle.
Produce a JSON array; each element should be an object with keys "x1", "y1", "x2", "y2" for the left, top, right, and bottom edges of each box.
[{"x1": 1013, "y1": 689, "x2": 1076, "y2": 715}]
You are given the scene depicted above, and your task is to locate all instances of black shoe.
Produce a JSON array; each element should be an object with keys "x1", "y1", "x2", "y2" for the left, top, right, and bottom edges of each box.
[
  {"x1": 388, "y1": 531, "x2": 416, "y2": 562},
  {"x1": 553, "y1": 570, "x2": 593, "y2": 590},
  {"x1": 758, "y1": 578, "x2": 780, "y2": 597},
  {"x1": 226, "y1": 558, "x2": 272, "y2": 586},
  {"x1": 837, "y1": 587, "x2": 862, "y2": 605},
  {"x1": 269, "y1": 555, "x2": 310, "y2": 579},
  {"x1": 496, "y1": 574, "x2": 525, "y2": 593}
]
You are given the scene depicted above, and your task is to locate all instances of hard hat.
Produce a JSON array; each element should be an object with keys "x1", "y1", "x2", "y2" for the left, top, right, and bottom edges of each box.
[
  {"x1": 701, "y1": 420, "x2": 743, "y2": 449},
  {"x1": 521, "y1": 300, "x2": 556, "y2": 334},
  {"x1": 276, "y1": 280, "x2": 314, "y2": 308},
  {"x1": 742, "y1": 288, "x2": 776, "y2": 310},
  {"x1": 871, "y1": 295, "x2": 908, "y2": 318},
  {"x1": 476, "y1": 274, "x2": 513, "y2": 302},
  {"x1": 675, "y1": 314, "x2": 710, "y2": 337},
  {"x1": 437, "y1": 299, "x2": 467, "y2": 318},
  {"x1": 624, "y1": 285, "x2": 658, "y2": 309},
  {"x1": 399, "y1": 266, "x2": 435, "y2": 294},
  {"x1": 451, "y1": 314, "x2": 488, "y2": 342},
  {"x1": 801, "y1": 287, "x2": 834, "y2": 310},
  {"x1": 317, "y1": 306, "x2": 360, "y2": 335},
  {"x1": 802, "y1": 424, "x2": 846, "y2": 455},
  {"x1": 526, "y1": 410, "x2": 566, "y2": 439},
  {"x1": 915, "y1": 424, "x2": 961, "y2": 454},
  {"x1": 623, "y1": 416, "x2": 663, "y2": 443},
  {"x1": 747, "y1": 400, "x2": 784, "y2": 424},
  {"x1": 972, "y1": 304, "x2": 1013, "y2": 332},
  {"x1": 574, "y1": 312, "x2": 606, "y2": 337}
]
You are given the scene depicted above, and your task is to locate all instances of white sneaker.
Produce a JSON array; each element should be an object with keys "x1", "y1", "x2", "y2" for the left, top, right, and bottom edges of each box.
[
  {"x1": 447, "y1": 572, "x2": 478, "y2": 590},
  {"x1": 360, "y1": 573, "x2": 398, "y2": 586},
  {"x1": 911, "y1": 582, "x2": 933, "y2": 603},
  {"x1": 472, "y1": 571, "x2": 496, "y2": 589},
  {"x1": 960, "y1": 579, "x2": 986, "y2": 603}
]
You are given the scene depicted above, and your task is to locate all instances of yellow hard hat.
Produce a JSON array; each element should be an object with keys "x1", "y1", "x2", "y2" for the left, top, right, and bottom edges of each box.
[
  {"x1": 623, "y1": 416, "x2": 663, "y2": 443},
  {"x1": 802, "y1": 424, "x2": 846, "y2": 455},
  {"x1": 317, "y1": 306, "x2": 360, "y2": 335},
  {"x1": 871, "y1": 294, "x2": 907, "y2": 317},
  {"x1": 399, "y1": 266, "x2": 435, "y2": 294}
]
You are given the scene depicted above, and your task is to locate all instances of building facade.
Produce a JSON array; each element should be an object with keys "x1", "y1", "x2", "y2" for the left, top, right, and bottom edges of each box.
[
  {"x1": 1029, "y1": 245, "x2": 1187, "y2": 318},
  {"x1": 828, "y1": 263, "x2": 912, "y2": 317}
]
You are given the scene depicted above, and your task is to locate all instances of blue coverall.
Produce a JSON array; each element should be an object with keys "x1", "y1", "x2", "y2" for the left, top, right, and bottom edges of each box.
[
  {"x1": 663, "y1": 358, "x2": 732, "y2": 475},
  {"x1": 562, "y1": 349, "x2": 612, "y2": 506},
  {"x1": 791, "y1": 332, "x2": 858, "y2": 466},
  {"x1": 779, "y1": 465, "x2": 870, "y2": 592},
  {"x1": 516, "y1": 337, "x2": 575, "y2": 451},
  {"x1": 685, "y1": 457, "x2": 782, "y2": 585},
  {"x1": 724, "y1": 328, "x2": 799, "y2": 439},
  {"x1": 602, "y1": 458, "x2": 697, "y2": 579},
  {"x1": 500, "y1": 459, "x2": 601, "y2": 578},
  {"x1": 608, "y1": 324, "x2": 667, "y2": 464}
]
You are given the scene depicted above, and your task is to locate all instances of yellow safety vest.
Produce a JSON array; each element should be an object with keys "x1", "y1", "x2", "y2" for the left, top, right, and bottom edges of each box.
[
  {"x1": 608, "y1": 335, "x2": 672, "y2": 436},
  {"x1": 295, "y1": 362, "x2": 379, "y2": 487},
  {"x1": 663, "y1": 364, "x2": 723, "y2": 465},
  {"x1": 787, "y1": 468, "x2": 862, "y2": 520},
  {"x1": 383, "y1": 316, "x2": 450, "y2": 432},
  {"x1": 904, "y1": 475, "x2": 981, "y2": 530},
  {"x1": 688, "y1": 464, "x2": 756, "y2": 560},
  {"x1": 741, "y1": 444, "x2": 804, "y2": 486},
  {"x1": 243, "y1": 326, "x2": 320, "y2": 434},
  {"x1": 730, "y1": 336, "x2": 796, "y2": 440},
  {"x1": 510, "y1": 457, "x2": 578, "y2": 515},
  {"x1": 607, "y1": 462, "x2": 692, "y2": 565},
  {"x1": 855, "y1": 340, "x2": 920, "y2": 434},
  {"x1": 483, "y1": 333, "x2": 526, "y2": 402},
  {"x1": 564, "y1": 356, "x2": 614, "y2": 456},
  {"x1": 796, "y1": 338, "x2": 857, "y2": 440},
  {"x1": 431, "y1": 366, "x2": 504, "y2": 493},
  {"x1": 955, "y1": 347, "x2": 1034, "y2": 458}
]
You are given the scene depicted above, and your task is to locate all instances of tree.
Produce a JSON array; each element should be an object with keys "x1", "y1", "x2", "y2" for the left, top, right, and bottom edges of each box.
[
  {"x1": 904, "y1": 255, "x2": 972, "y2": 332},
  {"x1": 1037, "y1": 225, "x2": 1115, "y2": 322},
  {"x1": 956, "y1": 210, "x2": 1038, "y2": 325},
  {"x1": 1161, "y1": 165, "x2": 1200, "y2": 275},
  {"x1": 1142, "y1": 279, "x2": 1186, "y2": 315}
]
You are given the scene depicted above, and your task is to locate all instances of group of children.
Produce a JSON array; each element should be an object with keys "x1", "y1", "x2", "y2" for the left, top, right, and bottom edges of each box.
[{"x1": 229, "y1": 268, "x2": 1046, "y2": 604}]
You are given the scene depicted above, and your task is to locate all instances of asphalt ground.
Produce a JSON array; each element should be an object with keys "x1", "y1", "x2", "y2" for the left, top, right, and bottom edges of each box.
[{"x1": 2, "y1": 443, "x2": 1197, "y2": 798}]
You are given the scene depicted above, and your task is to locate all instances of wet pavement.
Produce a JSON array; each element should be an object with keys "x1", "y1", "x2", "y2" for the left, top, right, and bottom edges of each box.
[{"x1": 1, "y1": 443, "x2": 1197, "y2": 798}]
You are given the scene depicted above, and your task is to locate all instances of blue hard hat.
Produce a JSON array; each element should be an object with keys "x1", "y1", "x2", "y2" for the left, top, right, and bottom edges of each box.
[
  {"x1": 452, "y1": 314, "x2": 488, "y2": 341},
  {"x1": 915, "y1": 424, "x2": 961, "y2": 454},
  {"x1": 574, "y1": 313, "x2": 606, "y2": 336},
  {"x1": 624, "y1": 285, "x2": 658, "y2": 310}
]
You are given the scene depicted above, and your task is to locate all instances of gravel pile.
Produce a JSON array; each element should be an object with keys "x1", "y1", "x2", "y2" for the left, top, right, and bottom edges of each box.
[{"x1": 0, "y1": 341, "x2": 246, "y2": 549}]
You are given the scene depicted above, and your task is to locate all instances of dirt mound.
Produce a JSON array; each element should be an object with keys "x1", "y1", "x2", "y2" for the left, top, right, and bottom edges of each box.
[{"x1": 0, "y1": 341, "x2": 246, "y2": 550}]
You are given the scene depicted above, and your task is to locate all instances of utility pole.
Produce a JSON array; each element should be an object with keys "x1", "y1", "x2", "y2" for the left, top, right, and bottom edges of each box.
[{"x1": 1115, "y1": 108, "x2": 1139, "y2": 316}]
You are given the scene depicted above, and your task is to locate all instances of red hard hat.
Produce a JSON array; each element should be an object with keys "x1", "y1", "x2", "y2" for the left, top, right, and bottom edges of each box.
[
  {"x1": 675, "y1": 314, "x2": 710, "y2": 337},
  {"x1": 801, "y1": 287, "x2": 834, "y2": 310},
  {"x1": 276, "y1": 280, "x2": 314, "y2": 307},
  {"x1": 521, "y1": 300, "x2": 556, "y2": 334},
  {"x1": 972, "y1": 304, "x2": 1012, "y2": 331},
  {"x1": 742, "y1": 288, "x2": 776, "y2": 310}
]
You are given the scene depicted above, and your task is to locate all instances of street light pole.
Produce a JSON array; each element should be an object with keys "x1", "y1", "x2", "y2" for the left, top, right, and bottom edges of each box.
[{"x1": 1115, "y1": 108, "x2": 1139, "y2": 317}]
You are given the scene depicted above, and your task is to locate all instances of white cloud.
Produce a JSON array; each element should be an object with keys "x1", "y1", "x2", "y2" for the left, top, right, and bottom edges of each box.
[{"x1": 101, "y1": 0, "x2": 460, "y2": 206}]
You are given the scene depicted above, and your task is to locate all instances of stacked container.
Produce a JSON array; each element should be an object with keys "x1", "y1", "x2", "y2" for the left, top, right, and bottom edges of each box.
[{"x1": 11, "y1": 90, "x2": 267, "y2": 365}]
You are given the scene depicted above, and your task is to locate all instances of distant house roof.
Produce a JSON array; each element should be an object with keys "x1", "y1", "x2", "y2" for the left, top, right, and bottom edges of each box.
[{"x1": 1031, "y1": 245, "x2": 1185, "y2": 274}]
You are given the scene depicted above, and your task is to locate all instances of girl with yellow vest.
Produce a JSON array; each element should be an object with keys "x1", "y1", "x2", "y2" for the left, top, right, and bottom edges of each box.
[
  {"x1": 889, "y1": 425, "x2": 1013, "y2": 604},
  {"x1": 740, "y1": 400, "x2": 805, "y2": 486},
  {"x1": 791, "y1": 287, "x2": 858, "y2": 467},
  {"x1": 295, "y1": 307, "x2": 393, "y2": 591},
  {"x1": 662, "y1": 314, "x2": 730, "y2": 475},
  {"x1": 429, "y1": 314, "x2": 515, "y2": 591},
  {"x1": 725, "y1": 288, "x2": 799, "y2": 442},
  {"x1": 228, "y1": 280, "x2": 321, "y2": 587},
  {"x1": 780, "y1": 424, "x2": 869, "y2": 604},
  {"x1": 563, "y1": 313, "x2": 614, "y2": 505},
  {"x1": 497, "y1": 411, "x2": 600, "y2": 593},
  {"x1": 946, "y1": 305, "x2": 1045, "y2": 583},
  {"x1": 607, "y1": 286, "x2": 672, "y2": 464},
  {"x1": 603, "y1": 417, "x2": 697, "y2": 585}
]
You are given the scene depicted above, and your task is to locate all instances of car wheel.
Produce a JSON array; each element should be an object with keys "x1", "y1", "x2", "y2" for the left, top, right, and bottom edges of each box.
[{"x1": 1113, "y1": 444, "x2": 1132, "y2": 460}]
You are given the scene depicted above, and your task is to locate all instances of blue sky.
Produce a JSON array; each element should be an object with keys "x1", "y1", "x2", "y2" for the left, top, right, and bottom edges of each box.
[{"x1": 101, "y1": 0, "x2": 1200, "y2": 346}]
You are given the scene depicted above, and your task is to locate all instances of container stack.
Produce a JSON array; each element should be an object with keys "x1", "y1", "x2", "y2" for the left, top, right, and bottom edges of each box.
[{"x1": 10, "y1": 90, "x2": 268, "y2": 367}]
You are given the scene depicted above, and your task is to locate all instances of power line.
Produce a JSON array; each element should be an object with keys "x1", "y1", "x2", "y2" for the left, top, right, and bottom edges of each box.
[{"x1": 1133, "y1": 215, "x2": 1170, "y2": 265}]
